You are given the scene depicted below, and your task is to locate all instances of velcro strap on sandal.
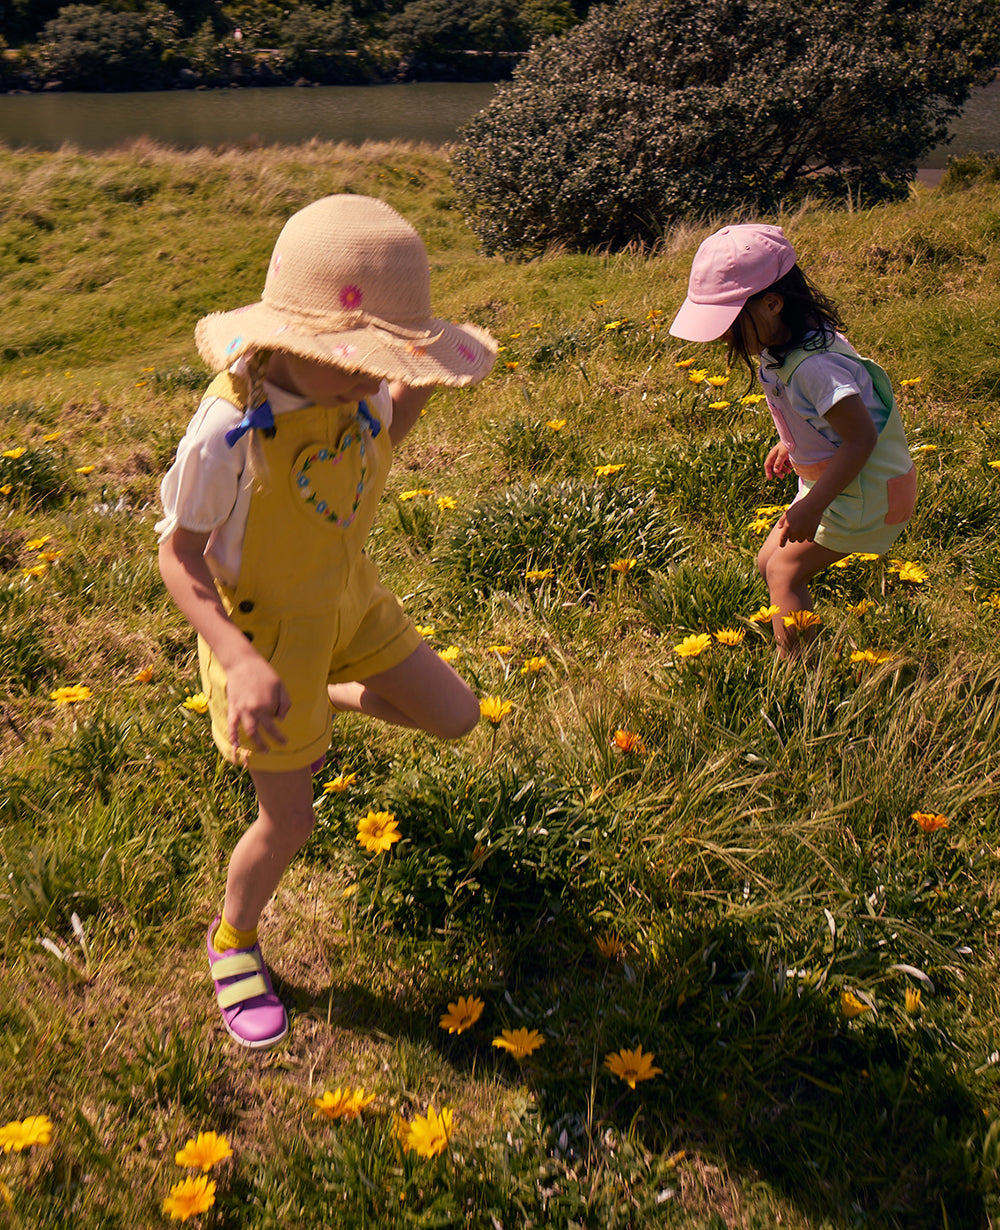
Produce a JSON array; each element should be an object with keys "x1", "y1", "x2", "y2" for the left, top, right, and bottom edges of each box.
[
  {"x1": 211, "y1": 952, "x2": 262, "y2": 980},
  {"x1": 217, "y1": 973, "x2": 268, "y2": 1009}
]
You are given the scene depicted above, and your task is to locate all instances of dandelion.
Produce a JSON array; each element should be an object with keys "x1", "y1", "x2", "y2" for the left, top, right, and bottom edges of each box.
[
  {"x1": 673, "y1": 633, "x2": 712, "y2": 658},
  {"x1": 741, "y1": 393, "x2": 766, "y2": 405},
  {"x1": 896, "y1": 561, "x2": 928, "y2": 584},
  {"x1": 182, "y1": 692, "x2": 209, "y2": 714},
  {"x1": 356, "y1": 810, "x2": 401, "y2": 854},
  {"x1": 38, "y1": 550, "x2": 61, "y2": 563},
  {"x1": 22, "y1": 564, "x2": 47, "y2": 578},
  {"x1": 604, "y1": 319, "x2": 627, "y2": 330},
  {"x1": 162, "y1": 1175, "x2": 216, "y2": 1222},
  {"x1": 415, "y1": 624, "x2": 435, "y2": 637},
  {"x1": 520, "y1": 656, "x2": 547, "y2": 675},
  {"x1": 989, "y1": 461, "x2": 1000, "y2": 471},
  {"x1": 312, "y1": 1087, "x2": 375, "y2": 1121},
  {"x1": 439, "y1": 995, "x2": 485, "y2": 1034},
  {"x1": 705, "y1": 375, "x2": 729, "y2": 388},
  {"x1": 714, "y1": 628, "x2": 745, "y2": 646},
  {"x1": 436, "y1": 496, "x2": 457, "y2": 512},
  {"x1": 42, "y1": 432, "x2": 61, "y2": 443},
  {"x1": 604, "y1": 1046, "x2": 662, "y2": 1090},
  {"x1": 546, "y1": 419, "x2": 567, "y2": 431},
  {"x1": 782, "y1": 610, "x2": 822, "y2": 631},
  {"x1": 50, "y1": 685, "x2": 92, "y2": 705},
  {"x1": 25, "y1": 536, "x2": 50, "y2": 550},
  {"x1": 841, "y1": 991, "x2": 872, "y2": 1020},
  {"x1": 913, "y1": 443, "x2": 937, "y2": 453},
  {"x1": 594, "y1": 463, "x2": 626, "y2": 477},
  {"x1": 645, "y1": 309, "x2": 662, "y2": 320},
  {"x1": 398, "y1": 488, "x2": 434, "y2": 500},
  {"x1": 846, "y1": 600, "x2": 877, "y2": 616},
  {"x1": 609, "y1": 557, "x2": 636, "y2": 573},
  {"x1": 905, "y1": 987, "x2": 923, "y2": 1016},
  {"x1": 492, "y1": 1028, "x2": 545, "y2": 1059},
  {"x1": 1, "y1": 447, "x2": 26, "y2": 459},
  {"x1": 75, "y1": 465, "x2": 96, "y2": 475},
  {"x1": 485, "y1": 643, "x2": 513, "y2": 655},
  {"x1": 748, "y1": 604, "x2": 780, "y2": 623},
  {"x1": 324, "y1": 772, "x2": 357, "y2": 793},
  {"x1": 611, "y1": 729, "x2": 645, "y2": 754},
  {"x1": 398, "y1": 1106, "x2": 453, "y2": 1158},
  {"x1": 755, "y1": 504, "x2": 789, "y2": 516},
  {"x1": 854, "y1": 552, "x2": 881, "y2": 561},
  {"x1": 829, "y1": 555, "x2": 855, "y2": 569},
  {"x1": 505, "y1": 361, "x2": 520, "y2": 370},
  {"x1": 0, "y1": 485, "x2": 12, "y2": 495},
  {"x1": 913, "y1": 811, "x2": 949, "y2": 833},
  {"x1": 708, "y1": 400, "x2": 731, "y2": 410},
  {"x1": 595, "y1": 935, "x2": 625, "y2": 959},
  {"x1": 438, "y1": 645, "x2": 461, "y2": 662},
  {"x1": 174, "y1": 1131, "x2": 232, "y2": 1171},
  {"x1": 674, "y1": 358, "x2": 697, "y2": 368},
  {"x1": 480, "y1": 696, "x2": 513, "y2": 725},
  {"x1": 747, "y1": 518, "x2": 772, "y2": 534},
  {"x1": 134, "y1": 665, "x2": 155, "y2": 682},
  {"x1": 899, "y1": 377, "x2": 922, "y2": 387},
  {"x1": 0, "y1": 1115, "x2": 53, "y2": 1152},
  {"x1": 688, "y1": 369, "x2": 708, "y2": 384},
  {"x1": 525, "y1": 568, "x2": 554, "y2": 580}
]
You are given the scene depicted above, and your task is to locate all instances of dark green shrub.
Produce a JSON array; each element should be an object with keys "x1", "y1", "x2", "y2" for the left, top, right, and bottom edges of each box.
[
  {"x1": 941, "y1": 151, "x2": 1000, "y2": 190},
  {"x1": 450, "y1": 0, "x2": 1000, "y2": 255},
  {"x1": 437, "y1": 476, "x2": 689, "y2": 602},
  {"x1": 35, "y1": 5, "x2": 174, "y2": 90},
  {"x1": 641, "y1": 557, "x2": 767, "y2": 634}
]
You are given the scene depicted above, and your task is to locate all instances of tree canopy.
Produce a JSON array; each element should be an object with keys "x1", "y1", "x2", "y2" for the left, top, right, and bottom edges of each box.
[{"x1": 450, "y1": 0, "x2": 1000, "y2": 256}]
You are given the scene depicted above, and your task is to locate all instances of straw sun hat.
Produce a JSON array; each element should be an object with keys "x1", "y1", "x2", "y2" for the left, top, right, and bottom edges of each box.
[{"x1": 195, "y1": 194, "x2": 497, "y2": 387}]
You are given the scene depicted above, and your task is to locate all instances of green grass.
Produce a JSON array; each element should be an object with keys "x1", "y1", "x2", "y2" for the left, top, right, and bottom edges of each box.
[{"x1": 2, "y1": 138, "x2": 1000, "y2": 1228}]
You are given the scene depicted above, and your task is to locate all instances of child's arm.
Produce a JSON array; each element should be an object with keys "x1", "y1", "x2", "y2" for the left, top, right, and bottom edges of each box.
[
  {"x1": 778, "y1": 394, "x2": 877, "y2": 545},
  {"x1": 388, "y1": 382, "x2": 435, "y2": 447},
  {"x1": 158, "y1": 527, "x2": 290, "y2": 753}
]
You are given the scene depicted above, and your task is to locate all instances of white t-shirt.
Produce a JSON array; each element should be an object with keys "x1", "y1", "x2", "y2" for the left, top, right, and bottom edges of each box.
[{"x1": 155, "y1": 361, "x2": 393, "y2": 588}]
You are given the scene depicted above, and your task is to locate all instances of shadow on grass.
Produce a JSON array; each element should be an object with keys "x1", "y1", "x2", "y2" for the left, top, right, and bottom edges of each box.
[{"x1": 286, "y1": 917, "x2": 991, "y2": 1229}]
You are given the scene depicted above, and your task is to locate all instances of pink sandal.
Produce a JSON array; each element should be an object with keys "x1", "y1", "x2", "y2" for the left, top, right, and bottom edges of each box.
[{"x1": 207, "y1": 918, "x2": 289, "y2": 1049}]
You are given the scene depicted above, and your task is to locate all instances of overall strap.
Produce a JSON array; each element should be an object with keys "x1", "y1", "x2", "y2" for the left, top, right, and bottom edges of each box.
[{"x1": 774, "y1": 337, "x2": 895, "y2": 415}]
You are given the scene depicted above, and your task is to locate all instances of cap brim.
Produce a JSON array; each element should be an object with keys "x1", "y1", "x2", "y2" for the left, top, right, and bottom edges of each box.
[
  {"x1": 196, "y1": 302, "x2": 497, "y2": 388},
  {"x1": 668, "y1": 297, "x2": 744, "y2": 343}
]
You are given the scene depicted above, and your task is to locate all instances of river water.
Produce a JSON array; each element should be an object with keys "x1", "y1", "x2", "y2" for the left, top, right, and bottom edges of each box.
[{"x1": 0, "y1": 79, "x2": 997, "y2": 166}]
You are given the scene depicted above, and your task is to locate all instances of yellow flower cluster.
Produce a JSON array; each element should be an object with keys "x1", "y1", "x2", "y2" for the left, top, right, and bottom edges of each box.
[{"x1": 162, "y1": 1131, "x2": 231, "y2": 1222}]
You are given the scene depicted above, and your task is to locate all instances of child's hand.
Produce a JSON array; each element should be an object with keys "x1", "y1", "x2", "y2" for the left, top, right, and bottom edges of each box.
[
  {"x1": 225, "y1": 654, "x2": 291, "y2": 753},
  {"x1": 777, "y1": 498, "x2": 822, "y2": 545},
  {"x1": 764, "y1": 442, "x2": 792, "y2": 479}
]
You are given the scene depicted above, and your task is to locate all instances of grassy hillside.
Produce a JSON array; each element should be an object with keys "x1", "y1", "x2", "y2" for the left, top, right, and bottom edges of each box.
[{"x1": 1, "y1": 138, "x2": 1000, "y2": 1228}]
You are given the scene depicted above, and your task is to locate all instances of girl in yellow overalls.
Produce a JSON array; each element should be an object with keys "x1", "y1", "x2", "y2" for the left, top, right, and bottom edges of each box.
[
  {"x1": 157, "y1": 195, "x2": 497, "y2": 1048},
  {"x1": 670, "y1": 223, "x2": 916, "y2": 656}
]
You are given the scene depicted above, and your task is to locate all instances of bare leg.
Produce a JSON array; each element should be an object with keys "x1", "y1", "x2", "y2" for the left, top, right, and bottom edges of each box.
[
  {"x1": 223, "y1": 765, "x2": 316, "y2": 931},
  {"x1": 327, "y1": 640, "x2": 479, "y2": 739},
  {"x1": 757, "y1": 524, "x2": 845, "y2": 657}
]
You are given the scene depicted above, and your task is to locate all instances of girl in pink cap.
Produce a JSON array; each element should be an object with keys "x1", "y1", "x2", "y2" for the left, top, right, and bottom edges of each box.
[{"x1": 670, "y1": 223, "x2": 917, "y2": 656}]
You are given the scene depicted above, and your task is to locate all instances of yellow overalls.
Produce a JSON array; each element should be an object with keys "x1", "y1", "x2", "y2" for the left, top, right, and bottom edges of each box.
[{"x1": 197, "y1": 371, "x2": 421, "y2": 771}]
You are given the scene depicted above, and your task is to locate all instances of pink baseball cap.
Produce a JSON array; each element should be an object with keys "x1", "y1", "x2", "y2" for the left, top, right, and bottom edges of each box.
[{"x1": 669, "y1": 224, "x2": 797, "y2": 342}]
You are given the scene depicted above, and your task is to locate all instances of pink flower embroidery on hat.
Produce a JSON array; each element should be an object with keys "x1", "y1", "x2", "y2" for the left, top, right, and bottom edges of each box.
[
  {"x1": 332, "y1": 344, "x2": 358, "y2": 358},
  {"x1": 339, "y1": 284, "x2": 363, "y2": 310},
  {"x1": 270, "y1": 253, "x2": 282, "y2": 276},
  {"x1": 456, "y1": 342, "x2": 476, "y2": 364}
]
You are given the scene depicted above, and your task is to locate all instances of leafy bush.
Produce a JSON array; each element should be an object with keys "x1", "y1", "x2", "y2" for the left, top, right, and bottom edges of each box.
[
  {"x1": 34, "y1": 5, "x2": 175, "y2": 90},
  {"x1": 0, "y1": 445, "x2": 72, "y2": 507},
  {"x1": 639, "y1": 431, "x2": 780, "y2": 529},
  {"x1": 437, "y1": 476, "x2": 689, "y2": 602},
  {"x1": 450, "y1": 0, "x2": 1000, "y2": 255}
]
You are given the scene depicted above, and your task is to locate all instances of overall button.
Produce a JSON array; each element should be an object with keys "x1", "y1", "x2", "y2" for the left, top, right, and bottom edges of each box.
[{"x1": 238, "y1": 599, "x2": 254, "y2": 613}]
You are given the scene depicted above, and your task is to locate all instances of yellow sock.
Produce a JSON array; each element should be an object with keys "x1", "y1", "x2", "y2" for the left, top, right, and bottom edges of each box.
[{"x1": 214, "y1": 913, "x2": 258, "y2": 952}]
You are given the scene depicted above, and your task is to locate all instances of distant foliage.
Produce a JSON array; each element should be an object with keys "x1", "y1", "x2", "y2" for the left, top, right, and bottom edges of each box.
[
  {"x1": 35, "y1": 5, "x2": 175, "y2": 89},
  {"x1": 450, "y1": 0, "x2": 1000, "y2": 255}
]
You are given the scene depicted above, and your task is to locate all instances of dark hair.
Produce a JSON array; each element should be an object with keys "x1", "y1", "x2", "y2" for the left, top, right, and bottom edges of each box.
[{"x1": 727, "y1": 264, "x2": 846, "y2": 384}]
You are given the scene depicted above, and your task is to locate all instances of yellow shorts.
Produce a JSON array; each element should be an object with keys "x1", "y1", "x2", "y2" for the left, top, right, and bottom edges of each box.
[{"x1": 198, "y1": 577, "x2": 422, "y2": 773}]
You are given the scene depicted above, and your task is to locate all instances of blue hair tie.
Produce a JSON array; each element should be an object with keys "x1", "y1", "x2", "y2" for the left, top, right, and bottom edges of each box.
[
  {"x1": 224, "y1": 399, "x2": 275, "y2": 448},
  {"x1": 356, "y1": 399, "x2": 381, "y2": 437}
]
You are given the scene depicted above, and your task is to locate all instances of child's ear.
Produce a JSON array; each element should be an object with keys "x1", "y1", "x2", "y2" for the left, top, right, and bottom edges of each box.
[{"x1": 762, "y1": 292, "x2": 784, "y2": 318}]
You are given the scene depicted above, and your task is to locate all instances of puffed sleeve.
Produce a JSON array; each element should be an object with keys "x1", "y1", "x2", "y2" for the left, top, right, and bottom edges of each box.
[{"x1": 155, "y1": 395, "x2": 249, "y2": 542}]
